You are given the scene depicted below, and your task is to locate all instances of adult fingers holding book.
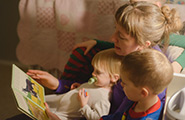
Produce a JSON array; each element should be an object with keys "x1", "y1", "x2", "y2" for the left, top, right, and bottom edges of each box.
[
  {"x1": 45, "y1": 103, "x2": 61, "y2": 120},
  {"x1": 27, "y1": 70, "x2": 59, "y2": 90}
]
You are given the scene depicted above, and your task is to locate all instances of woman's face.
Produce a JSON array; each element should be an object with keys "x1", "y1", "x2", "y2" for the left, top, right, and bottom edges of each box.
[{"x1": 111, "y1": 23, "x2": 142, "y2": 56}]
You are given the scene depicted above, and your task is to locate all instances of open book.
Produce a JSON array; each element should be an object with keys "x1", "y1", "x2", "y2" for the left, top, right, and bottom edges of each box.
[{"x1": 11, "y1": 64, "x2": 49, "y2": 120}]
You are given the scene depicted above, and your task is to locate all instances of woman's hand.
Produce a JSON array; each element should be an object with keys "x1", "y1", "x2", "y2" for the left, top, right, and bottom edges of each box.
[
  {"x1": 73, "y1": 40, "x2": 97, "y2": 55},
  {"x1": 45, "y1": 103, "x2": 61, "y2": 120},
  {"x1": 78, "y1": 88, "x2": 89, "y2": 107},
  {"x1": 27, "y1": 70, "x2": 59, "y2": 90},
  {"x1": 70, "y1": 82, "x2": 81, "y2": 90}
]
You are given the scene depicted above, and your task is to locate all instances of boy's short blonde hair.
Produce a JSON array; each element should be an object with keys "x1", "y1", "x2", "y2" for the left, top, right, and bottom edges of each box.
[
  {"x1": 121, "y1": 49, "x2": 173, "y2": 94},
  {"x1": 92, "y1": 48, "x2": 122, "y2": 78}
]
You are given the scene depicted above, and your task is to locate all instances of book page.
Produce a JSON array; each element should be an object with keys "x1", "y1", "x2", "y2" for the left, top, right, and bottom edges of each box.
[{"x1": 11, "y1": 64, "x2": 49, "y2": 120}]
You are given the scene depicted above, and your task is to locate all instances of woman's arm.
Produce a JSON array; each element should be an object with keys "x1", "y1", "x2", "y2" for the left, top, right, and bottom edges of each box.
[
  {"x1": 95, "y1": 39, "x2": 114, "y2": 50},
  {"x1": 56, "y1": 40, "x2": 114, "y2": 94},
  {"x1": 169, "y1": 34, "x2": 185, "y2": 72},
  {"x1": 73, "y1": 39, "x2": 114, "y2": 55}
]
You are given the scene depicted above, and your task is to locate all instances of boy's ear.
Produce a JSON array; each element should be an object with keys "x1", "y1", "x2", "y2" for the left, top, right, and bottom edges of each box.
[
  {"x1": 111, "y1": 74, "x2": 120, "y2": 82},
  {"x1": 141, "y1": 87, "x2": 149, "y2": 97}
]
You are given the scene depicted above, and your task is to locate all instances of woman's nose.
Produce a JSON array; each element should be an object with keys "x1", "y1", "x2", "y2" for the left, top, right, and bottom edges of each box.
[{"x1": 111, "y1": 33, "x2": 118, "y2": 43}]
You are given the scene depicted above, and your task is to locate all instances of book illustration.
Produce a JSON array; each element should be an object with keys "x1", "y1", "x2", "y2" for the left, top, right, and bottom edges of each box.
[
  {"x1": 23, "y1": 78, "x2": 39, "y2": 99},
  {"x1": 11, "y1": 64, "x2": 49, "y2": 120},
  {"x1": 22, "y1": 78, "x2": 42, "y2": 106},
  {"x1": 25, "y1": 96, "x2": 48, "y2": 120}
]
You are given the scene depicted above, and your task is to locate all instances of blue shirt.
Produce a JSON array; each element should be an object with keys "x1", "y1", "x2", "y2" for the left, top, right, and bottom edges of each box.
[{"x1": 101, "y1": 97, "x2": 163, "y2": 120}]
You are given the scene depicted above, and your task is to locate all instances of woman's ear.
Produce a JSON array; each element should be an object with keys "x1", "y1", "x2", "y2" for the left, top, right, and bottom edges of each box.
[{"x1": 145, "y1": 41, "x2": 151, "y2": 48}]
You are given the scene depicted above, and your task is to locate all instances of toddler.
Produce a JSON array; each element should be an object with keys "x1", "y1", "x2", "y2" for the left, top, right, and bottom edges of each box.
[{"x1": 46, "y1": 48, "x2": 122, "y2": 120}]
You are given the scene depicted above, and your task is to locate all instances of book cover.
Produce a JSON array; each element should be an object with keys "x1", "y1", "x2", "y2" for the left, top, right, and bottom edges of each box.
[{"x1": 11, "y1": 64, "x2": 49, "y2": 120}]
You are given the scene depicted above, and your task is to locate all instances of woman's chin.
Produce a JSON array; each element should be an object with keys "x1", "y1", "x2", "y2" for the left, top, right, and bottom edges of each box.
[{"x1": 115, "y1": 49, "x2": 125, "y2": 56}]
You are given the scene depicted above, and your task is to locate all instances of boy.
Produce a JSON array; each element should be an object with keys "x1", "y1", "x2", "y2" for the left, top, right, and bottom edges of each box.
[{"x1": 101, "y1": 49, "x2": 173, "y2": 119}]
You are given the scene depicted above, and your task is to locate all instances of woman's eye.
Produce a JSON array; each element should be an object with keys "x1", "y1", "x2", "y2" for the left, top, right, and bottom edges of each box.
[
  {"x1": 119, "y1": 36, "x2": 124, "y2": 40},
  {"x1": 118, "y1": 33, "x2": 125, "y2": 40}
]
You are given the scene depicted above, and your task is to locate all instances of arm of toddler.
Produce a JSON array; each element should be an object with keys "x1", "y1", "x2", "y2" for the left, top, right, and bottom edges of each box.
[
  {"x1": 78, "y1": 88, "x2": 89, "y2": 107},
  {"x1": 80, "y1": 100, "x2": 110, "y2": 120}
]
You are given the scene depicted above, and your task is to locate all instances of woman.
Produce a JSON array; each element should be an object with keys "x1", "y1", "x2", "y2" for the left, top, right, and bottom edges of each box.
[{"x1": 27, "y1": 1, "x2": 183, "y2": 120}]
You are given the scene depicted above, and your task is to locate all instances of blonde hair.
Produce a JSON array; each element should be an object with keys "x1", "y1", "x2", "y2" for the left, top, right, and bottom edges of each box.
[
  {"x1": 115, "y1": 1, "x2": 182, "y2": 50},
  {"x1": 92, "y1": 48, "x2": 122, "y2": 79},
  {"x1": 130, "y1": 0, "x2": 166, "y2": 6},
  {"x1": 121, "y1": 49, "x2": 173, "y2": 94}
]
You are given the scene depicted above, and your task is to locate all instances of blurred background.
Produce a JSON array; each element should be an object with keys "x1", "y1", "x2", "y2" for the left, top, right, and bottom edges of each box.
[{"x1": 0, "y1": 0, "x2": 29, "y2": 119}]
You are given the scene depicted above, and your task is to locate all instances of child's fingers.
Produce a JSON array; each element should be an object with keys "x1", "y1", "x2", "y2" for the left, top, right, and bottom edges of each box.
[{"x1": 78, "y1": 89, "x2": 82, "y2": 96}]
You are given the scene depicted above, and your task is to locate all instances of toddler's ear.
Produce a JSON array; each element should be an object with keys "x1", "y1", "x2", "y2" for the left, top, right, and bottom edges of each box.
[{"x1": 111, "y1": 74, "x2": 120, "y2": 82}]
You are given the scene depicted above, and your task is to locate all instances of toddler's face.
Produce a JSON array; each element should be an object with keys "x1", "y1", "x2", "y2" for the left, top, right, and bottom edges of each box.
[{"x1": 92, "y1": 67, "x2": 112, "y2": 89}]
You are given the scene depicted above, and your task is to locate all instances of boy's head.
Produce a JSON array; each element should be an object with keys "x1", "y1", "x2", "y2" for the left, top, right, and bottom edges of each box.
[
  {"x1": 91, "y1": 48, "x2": 122, "y2": 86},
  {"x1": 120, "y1": 49, "x2": 173, "y2": 99}
]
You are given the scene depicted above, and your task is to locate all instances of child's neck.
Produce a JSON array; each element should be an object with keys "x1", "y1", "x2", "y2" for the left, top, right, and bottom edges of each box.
[
  {"x1": 134, "y1": 95, "x2": 158, "y2": 112},
  {"x1": 101, "y1": 85, "x2": 112, "y2": 92}
]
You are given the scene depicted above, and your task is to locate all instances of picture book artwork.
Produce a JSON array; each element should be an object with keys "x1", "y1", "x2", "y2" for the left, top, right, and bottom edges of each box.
[{"x1": 11, "y1": 64, "x2": 49, "y2": 120}]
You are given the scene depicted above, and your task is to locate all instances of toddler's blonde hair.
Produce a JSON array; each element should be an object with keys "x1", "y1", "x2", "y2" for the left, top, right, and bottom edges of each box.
[{"x1": 92, "y1": 48, "x2": 122, "y2": 80}]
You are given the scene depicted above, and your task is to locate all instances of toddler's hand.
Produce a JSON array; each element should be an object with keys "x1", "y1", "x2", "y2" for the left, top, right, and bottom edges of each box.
[{"x1": 78, "y1": 88, "x2": 89, "y2": 107}]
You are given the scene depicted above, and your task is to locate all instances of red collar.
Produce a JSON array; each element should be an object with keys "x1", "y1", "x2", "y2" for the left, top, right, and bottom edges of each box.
[{"x1": 129, "y1": 97, "x2": 161, "y2": 118}]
